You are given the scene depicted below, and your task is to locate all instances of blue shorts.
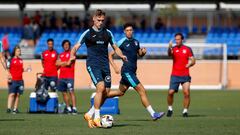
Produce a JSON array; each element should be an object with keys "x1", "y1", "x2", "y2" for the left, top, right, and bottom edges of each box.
[
  {"x1": 169, "y1": 75, "x2": 191, "y2": 92},
  {"x1": 8, "y1": 80, "x2": 24, "y2": 95},
  {"x1": 87, "y1": 65, "x2": 111, "y2": 88},
  {"x1": 43, "y1": 76, "x2": 58, "y2": 91},
  {"x1": 120, "y1": 72, "x2": 140, "y2": 88},
  {"x1": 58, "y1": 79, "x2": 74, "y2": 92}
]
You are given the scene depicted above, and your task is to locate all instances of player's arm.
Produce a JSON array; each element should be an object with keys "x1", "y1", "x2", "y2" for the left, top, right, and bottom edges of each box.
[
  {"x1": 112, "y1": 44, "x2": 127, "y2": 61},
  {"x1": 186, "y1": 56, "x2": 196, "y2": 68},
  {"x1": 0, "y1": 53, "x2": 12, "y2": 79},
  {"x1": 108, "y1": 50, "x2": 120, "y2": 74},
  {"x1": 168, "y1": 40, "x2": 173, "y2": 56}
]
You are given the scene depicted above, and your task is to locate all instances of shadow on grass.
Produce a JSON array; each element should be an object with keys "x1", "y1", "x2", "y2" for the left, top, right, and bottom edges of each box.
[
  {"x1": 113, "y1": 123, "x2": 142, "y2": 127},
  {"x1": 0, "y1": 119, "x2": 25, "y2": 122}
]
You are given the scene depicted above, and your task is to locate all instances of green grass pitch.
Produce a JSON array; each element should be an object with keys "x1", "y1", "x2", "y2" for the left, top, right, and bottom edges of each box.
[{"x1": 0, "y1": 90, "x2": 239, "y2": 135}]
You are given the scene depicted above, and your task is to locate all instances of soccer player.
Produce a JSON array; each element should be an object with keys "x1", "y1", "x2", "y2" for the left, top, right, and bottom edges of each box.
[
  {"x1": 56, "y1": 40, "x2": 77, "y2": 115},
  {"x1": 70, "y1": 9, "x2": 127, "y2": 128},
  {"x1": 7, "y1": 46, "x2": 29, "y2": 114},
  {"x1": 41, "y1": 38, "x2": 58, "y2": 91},
  {"x1": 167, "y1": 33, "x2": 196, "y2": 117},
  {"x1": 108, "y1": 23, "x2": 165, "y2": 121}
]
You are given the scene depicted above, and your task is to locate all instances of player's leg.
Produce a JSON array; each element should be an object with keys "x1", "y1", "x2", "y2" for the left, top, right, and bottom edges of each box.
[
  {"x1": 69, "y1": 91, "x2": 77, "y2": 114},
  {"x1": 58, "y1": 79, "x2": 71, "y2": 113},
  {"x1": 106, "y1": 77, "x2": 129, "y2": 98},
  {"x1": 182, "y1": 81, "x2": 191, "y2": 117},
  {"x1": 7, "y1": 93, "x2": 15, "y2": 113},
  {"x1": 167, "y1": 76, "x2": 180, "y2": 117},
  {"x1": 134, "y1": 82, "x2": 165, "y2": 120},
  {"x1": 12, "y1": 93, "x2": 20, "y2": 114}
]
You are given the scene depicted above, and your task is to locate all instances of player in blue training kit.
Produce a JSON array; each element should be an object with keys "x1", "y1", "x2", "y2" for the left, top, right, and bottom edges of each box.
[
  {"x1": 70, "y1": 9, "x2": 127, "y2": 128},
  {"x1": 108, "y1": 23, "x2": 165, "y2": 120}
]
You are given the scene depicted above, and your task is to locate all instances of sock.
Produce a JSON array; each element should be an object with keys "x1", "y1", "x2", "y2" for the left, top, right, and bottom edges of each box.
[
  {"x1": 94, "y1": 109, "x2": 100, "y2": 119},
  {"x1": 87, "y1": 106, "x2": 95, "y2": 117},
  {"x1": 67, "y1": 106, "x2": 72, "y2": 111},
  {"x1": 72, "y1": 107, "x2": 77, "y2": 110},
  {"x1": 168, "y1": 106, "x2": 173, "y2": 111},
  {"x1": 183, "y1": 108, "x2": 188, "y2": 113},
  {"x1": 146, "y1": 105, "x2": 155, "y2": 117}
]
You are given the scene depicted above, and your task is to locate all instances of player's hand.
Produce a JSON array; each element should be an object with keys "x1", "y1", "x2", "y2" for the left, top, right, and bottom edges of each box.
[
  {"x1": 169, "y1": 40, "x2": 173, "y2": 48},
  {"x1": 7, "y1": 72, "x2": 12, "y2": 80},
  {"x1": 121, "y1": 55, "x2": 128, "y2": 62},
  {"x1": 141, "y1": 47, "x2": 147, "y2": 55},
  {"x1": 185, "y1": 63, "x2": 191, "y2": 68},
  {"x1": 70, "y1": 56, "x2": 76, "y2": 61}
]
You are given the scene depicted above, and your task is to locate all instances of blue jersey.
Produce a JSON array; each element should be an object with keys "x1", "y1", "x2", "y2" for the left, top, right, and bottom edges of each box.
[
  {"x1": 78, "y1": 27, "x2": 116, "y2": 68},
  {"x1": 117, "y1": 37, "x2": 140, "y2": 73},
  {"x1": 0, "y1": 41, "x2": 3, "y2": 53}
]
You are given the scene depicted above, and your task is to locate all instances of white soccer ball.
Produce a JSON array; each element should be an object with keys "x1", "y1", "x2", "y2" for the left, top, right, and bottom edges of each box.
[{"x1": 101, "y1": 114, "x2": 114, "y2": 128}]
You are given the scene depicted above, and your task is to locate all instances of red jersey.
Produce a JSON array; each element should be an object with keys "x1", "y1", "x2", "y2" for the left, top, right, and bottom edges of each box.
[
  {"x1": 59, "y1": 51, "x2": 75, "y2": 79},
  {"x1": 10, "y1": 57, "x2": 23, "y2": 81},
  {"x1": 171, "y1": 45, "x2": 194, "y2": 76},
  {"x1": 42, "y1": 50, "x2": 58, "y2": 77}
]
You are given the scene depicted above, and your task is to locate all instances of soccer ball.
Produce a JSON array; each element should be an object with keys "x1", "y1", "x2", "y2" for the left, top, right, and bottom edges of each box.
[{"x1": 101, "y1": 114, "x2": 114, "y2": 128}]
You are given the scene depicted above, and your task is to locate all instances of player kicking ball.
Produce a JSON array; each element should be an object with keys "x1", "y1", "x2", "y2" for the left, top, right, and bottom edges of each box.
[
  {"x1": 167, "y1": 33, "x2": 196, "y2": 117},
  {"x1": 108, "y1": 23, "x2": 165, "y2": 121},
  {"x1": 70, "y1": 9, "x2": 127, "y2": 128}
]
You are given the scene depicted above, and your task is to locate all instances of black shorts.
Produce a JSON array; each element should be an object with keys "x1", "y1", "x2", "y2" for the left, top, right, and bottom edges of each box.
[
  {"x1": 9, "y1": 80, "x2": 24, "y2": 95},
  {"x1": 86, "y1": 65, "x2": 111, "y2": 88},
  {"x1": 120, "y1": 72, "x2": 140, "y2": 88},
  {"x1": 169, "y1": 75, "x2": 191, "y2": 92},
  {"x1": 58, "y1": 78, "x2": 74, "y2": 92},
  {"x1": 43, "y1": 76, "x2": 58, "y2": 91}
]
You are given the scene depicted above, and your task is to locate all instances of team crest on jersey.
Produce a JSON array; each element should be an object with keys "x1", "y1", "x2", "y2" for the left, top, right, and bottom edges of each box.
[
  {"x1": 14, "y1": 60, "x2": 17, "y2": 64},
  {"x1": 176, "y1": 50, "x2": 179, "y2": 53},
  {"x1": 105, "y1": 76, "x2": 111, "y2": 82},
  {"x1": 183, "y1": 49, "x2": 187, "y2": 54},
  {"x1": 45, "y1": 54, "x2": 48, "y2": 56},
  {"x1": 134, "y1": 41, "x2": 138, "y2": 46},
  {"x1": 60, "y1": 55, "x2": 64, "y2": 58},
  {"x1": 52, "y1": 54, "x2": 56, "y2": 58},
  {"x1": 66, "y1": 53, "x2": 69, "y2": 58}
]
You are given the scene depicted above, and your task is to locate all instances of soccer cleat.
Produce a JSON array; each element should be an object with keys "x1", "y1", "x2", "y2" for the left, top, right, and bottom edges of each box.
[
  {"x1": 84, "y1": 113, "x2": 96, "y2": 128},
  {"x1": 183, "y1": 112, "x2": 188, "y2": 117},
  {"x1": 12, "y1": 109, "x2": 19, "y2": 114},
  {"x1": 64, "y1": 108, "x2": 72, "y2": 114},
  {"x1": 72, "y1": 109, "x2": 78, "y2": 115},
  {"x1": 93, "y1": 118, "x2": 102, "y2": 128},
  {"x1": 152, "y1": 112, "x2": 165, "y2": 121},
  {"x1": 6, "y1": 108, "x2": 11, "y2": 113},
  {"x1": 167, "y1": 110, "x2": 173, "y2": 117}
]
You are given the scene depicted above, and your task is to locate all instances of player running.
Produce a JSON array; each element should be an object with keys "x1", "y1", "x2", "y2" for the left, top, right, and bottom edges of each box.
[
  {"x1": 108, "y1": 23, "x2": 165, "y2": 121},
  {"x1": 7, "y1": 46, "x2": 30, "y2": 114},
  {"x1": 70, "y1": 9, "x2": 127, "y2": 128},
  {"x1": 167, "y1": 33, "x2": 196, "y2": 117},
  {"x1": 41, "y1": 38, "x2": 58, "y2": 92},
  {"x1": 56, "y1": 40, "x2": 77, "y2": 115}
]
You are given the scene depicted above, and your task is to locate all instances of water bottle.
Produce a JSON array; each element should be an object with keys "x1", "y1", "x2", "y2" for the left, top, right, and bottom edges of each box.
[
  {"x1": 58, "y1": 103, "x2": 66, "y2": 114},
  {"x1": 27, "y1": 65, "x2": 32, "y2": 72}
]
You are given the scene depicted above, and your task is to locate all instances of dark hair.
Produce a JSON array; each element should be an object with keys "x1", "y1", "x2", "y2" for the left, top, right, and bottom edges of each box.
[
  {"x1": 61, "y1": 40, "x2": 71, "y2": 48},
  {"x1": 12, "y1": 45, "x2": 21, "y2": 57},
  {"x1": 94, "y1": 9, "x2": 106, "y2": 17},
  {"x1": 174, "y1": 33, "x2": 184, "y2": 40},
  {"x1": 123, "y1": 23, "x2": 134, "y2": 30},
  {"x1": 47, "y1": 38, "x2": 54, "y2": 43}
]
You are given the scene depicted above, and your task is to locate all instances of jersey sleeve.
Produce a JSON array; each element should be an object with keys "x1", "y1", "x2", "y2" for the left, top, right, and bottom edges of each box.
[
  {"x1": 188, "y1": 47, "x2": 194, "y2": 57},
  {"x1": 107, "y1": 29, "x2": 116, "y2": 46},
  {"x1": 117, "y1": 37, "x2": 126, "y2": 48},
  {"x1": 77, "y1": 29, "x2": 89, "y2": 44}
]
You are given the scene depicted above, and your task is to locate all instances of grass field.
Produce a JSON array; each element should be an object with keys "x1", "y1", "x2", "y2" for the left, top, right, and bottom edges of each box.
[{"x1": 0, "y1": 90, "x2": 240, "y2": 135}]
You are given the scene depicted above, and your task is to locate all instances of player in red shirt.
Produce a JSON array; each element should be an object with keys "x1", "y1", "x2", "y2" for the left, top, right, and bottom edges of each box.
[
  {"x1": 56, "y1": 40, "x2": 77, "y2": 115},
  {"x1": 7, "y1": 46, "x2": 31, "y2": 114},
  {"x1": 167, "y1": 33, "x2": 196, "y2": 117},
  {"x1": 41, "y1": 38, "x2": 58, "y2": 91}
]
